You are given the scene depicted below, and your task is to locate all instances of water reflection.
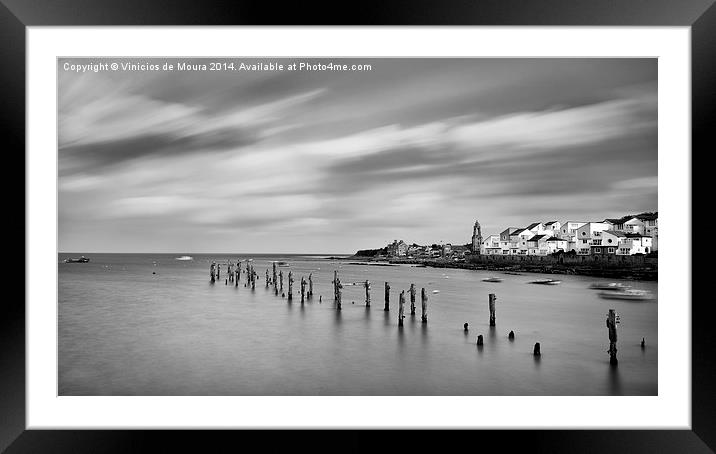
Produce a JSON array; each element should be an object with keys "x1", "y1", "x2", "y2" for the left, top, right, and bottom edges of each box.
[{"x1": 607, "y1": 366, "x2": 622, "y2": 395}]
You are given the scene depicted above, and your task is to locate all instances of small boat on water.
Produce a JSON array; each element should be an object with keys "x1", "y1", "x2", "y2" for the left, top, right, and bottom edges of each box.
[
  {"x1": 589, "y1": 282, "x2": 630, "y2": 291},
  {"x1": 277, "y1": 261, "x2": 289, "y2": 267},
  {"x1": 175, "y1": 256, "x2": 193, "y2": 261},
  {"x1": 64, "y1": 256, "x2": 89, "y2": 263},
  {"x1": 529, "y1": 279, "x2": 561, "y2": 285},
  {"x1": 598, "y1": 289, "x2": 653, "y2": 301},
  {"x1": 482, "y1": 277, "x2": 503, "y2": 283}
]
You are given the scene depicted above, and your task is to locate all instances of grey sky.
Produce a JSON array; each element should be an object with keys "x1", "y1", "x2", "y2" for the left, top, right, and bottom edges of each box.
[{"x1": 58, "y1": 58, "x2": 657, "y2": 254}]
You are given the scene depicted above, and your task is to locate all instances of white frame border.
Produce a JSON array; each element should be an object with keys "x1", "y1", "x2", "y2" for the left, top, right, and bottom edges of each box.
[{"x1": 27, "y1": 26, "x2": 690, "y2": 429}]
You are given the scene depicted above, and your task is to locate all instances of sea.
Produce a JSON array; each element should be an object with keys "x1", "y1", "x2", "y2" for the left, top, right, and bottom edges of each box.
[{"x1": 58, "y1": 253, "x2": 657, "y2": 395}]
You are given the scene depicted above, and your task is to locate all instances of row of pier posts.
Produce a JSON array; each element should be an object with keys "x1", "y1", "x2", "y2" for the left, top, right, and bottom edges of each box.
[{"x1": 210, "y1": 261, "x2": 625, "y2": 366}]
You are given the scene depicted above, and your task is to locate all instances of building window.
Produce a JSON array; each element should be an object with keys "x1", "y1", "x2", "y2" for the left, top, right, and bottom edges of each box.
[
  {"x1": 608, "y1": 247, "x2": 615, "y2": 253},
  {"x1": 582, "y1": 232, "x2": 586, "y2": 236}
]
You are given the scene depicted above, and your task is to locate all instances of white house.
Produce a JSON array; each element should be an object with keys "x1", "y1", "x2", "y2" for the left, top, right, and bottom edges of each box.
[
  {"x1": 617, "y1": 233, "x2": 653, "y2": 255},
  {"x1": 543, "y1": 221, "x2": 561, "y2": 237},
  {"x1": 600, "y1": 230, "x2": 626, "y2": 255},
  {"x1": 481, "y1": 235, "x2": 501, "y2": 255},
  {"x1": 575, "y1": 222, "x2": 611, "y2": 255},
  {"x1": 635, "y1": 213, "x2": 658, "y2": 251},
  {"x1": 558, "y1": 221, "x2": 587, "y2": 251},
  {"x1": 526, "y1": 234, "x2": 549, "y2": 255},
  {"x1": 510, "y1": 228, "x2": 534, "y2": 255},
  {"x1": 544, "y1": 236, "x2": 569, "y2": 254}
]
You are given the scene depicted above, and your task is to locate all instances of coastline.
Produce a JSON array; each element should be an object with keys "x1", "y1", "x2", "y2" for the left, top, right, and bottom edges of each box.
[{"x1": 346, "y1": 256, "x2": 658, "y2": 281}]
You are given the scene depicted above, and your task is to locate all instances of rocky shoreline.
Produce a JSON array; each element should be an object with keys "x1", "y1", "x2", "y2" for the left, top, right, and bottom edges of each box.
[{"x1": 345, "y1": 256, "x2": 657, "y2": 281}]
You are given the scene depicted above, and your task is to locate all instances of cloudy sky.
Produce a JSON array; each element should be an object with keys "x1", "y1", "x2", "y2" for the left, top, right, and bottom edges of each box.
[{"x1": 58, "y1": 58, "x2": 657, "y2": 254}]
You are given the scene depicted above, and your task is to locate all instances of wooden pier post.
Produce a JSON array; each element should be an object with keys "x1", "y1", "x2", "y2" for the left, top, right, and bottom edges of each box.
[
  {"x1": 409, "y1": 284, "x2": 416, "y2": 315},
  {"x1": 288, "y1": 271, "x2": 294, "y2": 301},
  {"x1": 235, "y1": 261, "x2": 239, "y2": 287},
  {"x1": 641, "y1": 337, "x2": 645, "y2": 349},
  {"x1": 273, "y1": 262, "x2": 278, "y2": 294},
  {"x1": 477, "y1": 334, "x2": 483, "y2": 346},
  {"x1": 228, "y1": 262, "x2": 233, "y2": 283},
  {"x1": 210, "y1": 262, "x2": 216, "y2": 283},
  {"x1": 534, "y1": 342, "x2": 541, "y2": 356},
  {"x1": 301, "y1": 276, "x2": 306, "y2": 303},
  {"x1": 421, "y1": 287, "x2": 428, "y2": 323},
  {"x1": 398, "y1": 290, "x2": 405, "y2": 326},
  {"x1": 217, "y1": 264, "x2": 221, "y2": 281},
  {"x1": 384, "y1": 282, "x2": 390, "y2": 311},
  {"x1": 336, "y1": 275, "x2": 343, "y2": 310},
  {"x1": 364, "y1": 280, "x2": 371, "y2": 307},
  {"x1": 266, "y1": 269, "x2": 270, "y2": 288},
  {"x1": 508, "y1": 330, "x2": 515, "y2": 340},
  {"x1": 279, "y1": 270, "x2": 284, "y2": 294},
  {"x1": 607, "y1": 309, "x2": 618, "y2": 365},
  {"x1": 464, "y1": 322, "x2": 469, "y2": 332},
  {"x1": 489, "y1": 293, "x2": 496, "y2": 327},
  {"x1": 333, "y1": 271, "x2": 339, "y2": 302},
  {"x1": 308, "y1": 273, "x2": 313, "y2": 298}
]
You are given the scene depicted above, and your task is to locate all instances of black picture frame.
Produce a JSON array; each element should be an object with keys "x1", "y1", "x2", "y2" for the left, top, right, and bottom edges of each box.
[{"x1": 6, "y1": 0, "x2": 712, "y2": 452}]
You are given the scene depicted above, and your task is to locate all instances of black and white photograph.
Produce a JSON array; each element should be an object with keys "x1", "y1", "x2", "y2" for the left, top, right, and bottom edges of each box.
[{"x1": 58, "y1": 57, "x2": 658, "y2": 396}]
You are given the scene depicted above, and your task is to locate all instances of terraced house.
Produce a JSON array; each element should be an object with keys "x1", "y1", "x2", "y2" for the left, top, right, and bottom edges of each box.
[{"x1": 479, "y1": 212, "x2": 657, "y2": 257}]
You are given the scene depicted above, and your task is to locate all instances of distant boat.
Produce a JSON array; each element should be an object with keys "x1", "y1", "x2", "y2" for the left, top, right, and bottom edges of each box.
[
  {"x1": 589, "y1": 282, "x2": 630, "y2": 291},
  {"x1": 432, "y1": 290, "x2": 440, "y2": 294},
  {"x1": 175, "y1": 256, "x2": 193, "y2": 261},
  {"x1": 598, "y1": 289, "x2": 653, "y2": 301},
  {"x1": 482, "y1": 277, "x2": 503, "y2": 283},
  {"x1": 529, "y1": 279, "x2": 561, "y2": 285},
  {"x1": 277, "y1": 261, "x2": 289, "y2": 267},
  {"x1": 64, "y1": 256, "x2": 89, "y2": 263}
]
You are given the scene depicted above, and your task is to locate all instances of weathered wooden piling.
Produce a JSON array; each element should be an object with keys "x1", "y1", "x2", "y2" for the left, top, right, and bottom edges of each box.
[
  {"x1": 489, "y1": 293, "x2": 497, "y2": 327},
  {"x1": 235, "y1": 263, "x2": 239, "y2": 287},
  {"x1": 288, "y1": 271, "x2": 294, "y2": 301},
  {"x1": 210, "y1": 262, "x2": 216, "y2": 283},
  {"x1": 300, "y1": 276, "x2": 306, "y2": 303},
  {"x1": 308, "y1": 273, "x2": 313, "y2": 298},
  {"x1": 384, "y1": 282, "x2": 390, "y2": 311},
  {"x1": 409, "y1": 284, "x2": 416, "y2": 315},
  {"x1": 273, "y1": 262, "x2": 278, "y2": 294},
  {"x1": 228, "y1": 262, "x2": 233, "y2": 283},
  {"x1": 607, "y1": 309, "x2": 618, "y2": 365},
  {"x1": 398, "y1": 290, "x2": 405, "y2": 326},
  {"x1": 336, "y1": 275, "x2": 343, "y2": 310},
  {"x1": 364, "y1": 280, "x2": 371, "y2": 307},
  {"x1": 508, "y1": 330, "x2": 514, "y2": 340},
  {"x1": 533, "y1": 342, "x2": 541, "y2": 356},
  {"x1": 333, "y1": 271, "x2": 339, "y2": 302},
  {"x1": 421, "y1": 287, "x2": 428, "y2": 323},
  {"x1": 641, "y1": 337, "x2": 645, "y2": 349},
  {"x1": 266, "y1": 269, "x2": 270, "y2": 288},
  {"x1": 279, "y1": 270, "x2": 284, "y2": 294},
  {"x1": 464, "y1": 322, "x2": 469, "y2": 332},
  {"x1": 250, "y1": 263, "x2": 256, "y2": 290},
  {"x1": 477, "y1": 334, "x2": 483, "y2": 346},
  {"x1": 217, "y1": 264, "x2": 221, "y2": 280}
]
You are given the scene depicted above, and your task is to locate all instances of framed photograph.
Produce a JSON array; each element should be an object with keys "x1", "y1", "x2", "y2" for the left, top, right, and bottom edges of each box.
[{"x1": 9, "y1": 0, "x2": 712, "y2": 451}]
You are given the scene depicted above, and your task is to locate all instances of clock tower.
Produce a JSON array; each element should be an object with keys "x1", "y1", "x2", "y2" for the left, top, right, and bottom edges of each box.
[{"x1": 471, "y1": 220, "x2": 482, "y2": 254}]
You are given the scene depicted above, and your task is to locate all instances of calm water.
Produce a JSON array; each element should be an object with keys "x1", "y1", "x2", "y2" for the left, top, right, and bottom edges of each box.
[{"x1": 58, "y1": 253, "x2": 657, "y2": 395}]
